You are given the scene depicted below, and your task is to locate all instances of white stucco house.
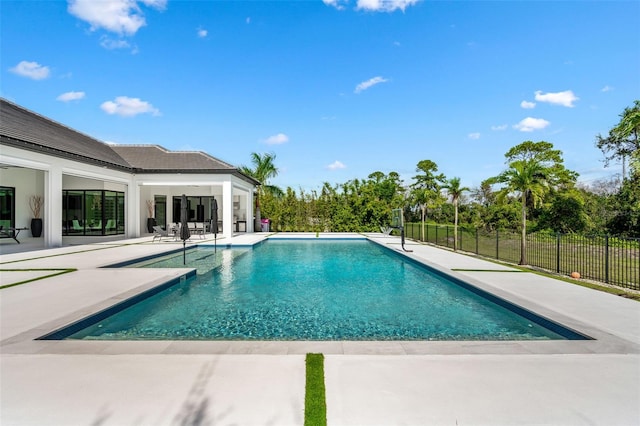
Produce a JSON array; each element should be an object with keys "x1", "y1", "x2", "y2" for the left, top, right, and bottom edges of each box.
[{"x1": 0, "y1": 98, "x2": 260, "y2": 248}]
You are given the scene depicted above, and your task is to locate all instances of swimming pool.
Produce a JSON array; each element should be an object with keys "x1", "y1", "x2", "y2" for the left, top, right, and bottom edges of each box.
[{"x1": 45, "y1": 239, "x2": 586, "y2": 341}]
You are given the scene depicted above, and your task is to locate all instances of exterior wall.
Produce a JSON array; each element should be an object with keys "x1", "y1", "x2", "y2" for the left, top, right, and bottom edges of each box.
[{"x1": 63, "y1": 175, "x2": 127, "y2": 192}]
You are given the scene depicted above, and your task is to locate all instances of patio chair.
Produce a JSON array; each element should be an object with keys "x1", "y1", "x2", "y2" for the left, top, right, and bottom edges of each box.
[
  {"x1": 193, "y1": 222, "x2": 205, "y2": 239},
  {"x1": 72, "y1": 219, "x2": 83, "y2": 232},
  {"x1": 105, "y1": 219, "x2": 116, "y2": 231},
  {"x1": 152, "y1": 225, "x2": 170, "y2": 242},
  {"x1": 169, "y1": 223, "x2": 180, "y2": 240}
]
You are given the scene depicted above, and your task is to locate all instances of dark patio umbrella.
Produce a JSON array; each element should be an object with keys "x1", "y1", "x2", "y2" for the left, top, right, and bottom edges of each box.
[
  {"x1": 211, "y1": 197, "x2": 219, "y2": 251},
  {"x1": 180, "y1": 194, "x2": 191, "y2": 264}
]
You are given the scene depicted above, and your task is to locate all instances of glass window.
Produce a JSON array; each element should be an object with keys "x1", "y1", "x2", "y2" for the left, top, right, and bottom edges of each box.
[
  {"x1": 0, "y1": 186, "x2": 15, "y2": 230},
  {"x1": 117, "y1": 193, "x2": 125, "y2": 234},
  {"x1": 154, "y1": 195, "x2": 167, "y2": 229},
  {"x1": 62, "y1": 190, "x2": 125, "y2": 236},
  {"x1": 104, "y1": 191, "x2": 117, "y2": 235},
  {"x1": 66, "y1": 191, "x2": 85, "y2": 234}
]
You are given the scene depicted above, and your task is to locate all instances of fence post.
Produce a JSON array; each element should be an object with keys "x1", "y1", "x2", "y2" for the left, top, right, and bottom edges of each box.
[
  {"x1": 605, "y1": 235, "x2": 610, "y2": 284},
  {"x1": 556, "y1": 233, "x2": 560, "y2": 273},
  {"x1": 435, "y1": 225, "x2": 438, "y2": 246},
  {"x1": 496, "y1": 229, "x2": 499, "y2": 259},
  {"x1": 475, "y1": 228, "x2": 479, "y2": 254},
  {"x1": 446, "y1": 226, "x2": 450, "y2": 248}
]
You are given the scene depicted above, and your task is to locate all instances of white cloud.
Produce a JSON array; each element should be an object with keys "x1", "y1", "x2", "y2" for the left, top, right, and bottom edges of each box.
[
  {"x1": 491, "y1": 124, "x2": 508, "y2": 131},
  {"x1": 100, "y1": 36, "x2": 131, "y2": 50},
  {"x1": 468, "y1": 132, "x2": 480, "y2": 140},
  {"x1": 520, "y1": 100, "x2": 536, "y2": 109},
  {"x1": 327, "y1": 160, "x2": 346, "y2": 170},
  {"x1": 68, "y1": 0, "x2": 166, "y2": 36},
  {"x1": 534, "y1": 90, "x2": 579, "y2": 107},
  {"x1": 513, "y1": 117, "x2": 550, "y2": 132},
  {"x1": 354, "y1": 76, "x2": 388, "y2": 94},
  {"x1": 601, "y1": 85, "x2": 613, "y2": 92},
  {"x1": 356, "y1": 0, "x2": 420, "y2": 12},
  {"x1": 262, "y1": 133, "x2": 289, "y2": 145},
  {"x1": 57, "y1": 91, "x2": 86, "y2": 102},
  {"x1": 100, "y1": 96, "x2": 160, "y2": 117},
  {"x1": 323, "y1": 0, "x2": 348, "y2": 10},
  {"x1": 197, "y1": 28, "x2": 207, "y2": 38},
  {"x1": 9, "y1": 61, "x2": 50, "y2": 80}
]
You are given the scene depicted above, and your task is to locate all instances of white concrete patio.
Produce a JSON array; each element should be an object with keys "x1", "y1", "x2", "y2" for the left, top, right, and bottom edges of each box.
[{"x1": 1, "y1": 233, "x2": 638, "y2": 425}]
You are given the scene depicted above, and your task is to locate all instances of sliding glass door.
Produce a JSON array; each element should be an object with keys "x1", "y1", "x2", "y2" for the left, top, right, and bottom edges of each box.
[
  {"x1": 0, "y1": 186, "x2": 15, "y2": 230},
  {"x1": 62, "y1": 190, "x2": 125, "y2": 236}
]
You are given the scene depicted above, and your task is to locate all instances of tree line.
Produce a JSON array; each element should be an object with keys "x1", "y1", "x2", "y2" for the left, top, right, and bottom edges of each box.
[{"x1": 241, "y1": 101, "x2": 640, "y2": 251}]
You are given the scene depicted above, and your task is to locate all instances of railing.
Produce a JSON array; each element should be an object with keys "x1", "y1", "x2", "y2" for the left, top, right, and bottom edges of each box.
[{"x1": 404, "y1": 223, "x2": 640, "y2": 290}]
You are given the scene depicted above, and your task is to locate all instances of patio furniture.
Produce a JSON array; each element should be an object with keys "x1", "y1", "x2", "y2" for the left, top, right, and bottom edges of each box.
[
  {"x1": 72, "y1": 220, "x2": 83, "y2": 232},
  {"x1": 193, "y1": 222, "x2": 205, "y2": 239},
  {"x1": 152, "y1": 226, "x2": 170, "y2": 242},
  {"x1": 0, "y1": 226, "x2": 29, "y2": 243}
]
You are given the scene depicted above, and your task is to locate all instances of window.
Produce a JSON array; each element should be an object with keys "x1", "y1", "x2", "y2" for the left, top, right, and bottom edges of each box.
[
  {"x1": 62, "y1": 190, "x2": 125, "y2": 236},
  {"x1": 0, "y1": 186, "x2": 15, "y2": 230}
]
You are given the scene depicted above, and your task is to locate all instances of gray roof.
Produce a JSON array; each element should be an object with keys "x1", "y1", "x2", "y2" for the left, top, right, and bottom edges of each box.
[
  {"x1": 111, "y1": 145, "x2": 237, "y2": 172},
  {"x1": 0, "y1": 98, "x2": 131, "y2": 169},
  {"x1": 0, "y1": 98, "x2": 259, "y2": 185}
]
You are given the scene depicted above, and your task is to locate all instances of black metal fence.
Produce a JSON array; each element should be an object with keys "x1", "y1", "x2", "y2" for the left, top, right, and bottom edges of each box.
[{"x1": 404, "y1": 223, "x2": 640, "y2": 290}]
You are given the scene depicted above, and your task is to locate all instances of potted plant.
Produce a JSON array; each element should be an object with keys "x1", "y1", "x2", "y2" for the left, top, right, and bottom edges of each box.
[
  {"x1": 146, "y1": 199, "x2": 156, "y2": 233},
  {"x1": 29, "y1": 195, "x2": 43, "y2": 238}
]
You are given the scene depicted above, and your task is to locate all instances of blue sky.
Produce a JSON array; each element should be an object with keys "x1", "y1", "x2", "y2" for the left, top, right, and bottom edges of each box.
[{"x1": 2, "y1": 0, "x2": 639, "y2": 192}]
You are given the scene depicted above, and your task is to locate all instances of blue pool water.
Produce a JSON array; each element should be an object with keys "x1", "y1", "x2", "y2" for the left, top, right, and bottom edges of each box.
[{"x1": 61, "y1": 240, "x2": 578, "y2": 341}]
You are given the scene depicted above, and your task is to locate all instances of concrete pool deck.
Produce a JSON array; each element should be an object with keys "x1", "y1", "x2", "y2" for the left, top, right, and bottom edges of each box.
[{"x1": 1, "y1": 233, "x2": 639, "y2": 425}]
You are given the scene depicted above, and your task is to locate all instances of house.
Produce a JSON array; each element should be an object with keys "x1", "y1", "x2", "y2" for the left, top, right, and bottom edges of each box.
[{"x1": 0, "y1": 98, "x2": 259, "y2": 248}]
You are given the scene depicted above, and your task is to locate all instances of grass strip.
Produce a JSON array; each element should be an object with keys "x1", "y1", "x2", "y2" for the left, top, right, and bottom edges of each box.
[
  {"x1": 0, "y1": 268, "x2": 76, "y2": 289},
  {"x1": 305, "y1": 353, "x2": 327, "y2": 426}
]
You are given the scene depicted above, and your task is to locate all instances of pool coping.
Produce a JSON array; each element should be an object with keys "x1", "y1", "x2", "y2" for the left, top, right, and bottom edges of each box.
[{"x1": 1, "y1": 233, "x2": 638, "y2": 356}]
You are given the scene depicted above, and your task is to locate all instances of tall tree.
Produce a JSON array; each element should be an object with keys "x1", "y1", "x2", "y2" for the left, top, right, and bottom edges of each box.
[
  {"x1": 410, "y1": 160, "x2": 445, "y2": 241},
  {"x1": 490, "y1": 160, "x2": 549, "y2": 265},
  {"x1": 489, "y1": 141, "x2": 576, "y2": 265},
  {"x1": 442, "y1": 177, "x2": 469, "y2": 251},
  {"x1": 240, "y1": 152, "x2": 283, "y2": 230},
  {"x1": 596, "y1": 100, "x2": 640, "y2": 179}
]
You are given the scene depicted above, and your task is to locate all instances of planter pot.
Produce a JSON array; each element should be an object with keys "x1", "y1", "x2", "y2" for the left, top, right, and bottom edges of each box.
[
  {"x1": 31, "y1": 218, "x2": 43, "y2": 238},
  {"x1": 147, "y1": 217, "x2": 157, "y2": 233}
]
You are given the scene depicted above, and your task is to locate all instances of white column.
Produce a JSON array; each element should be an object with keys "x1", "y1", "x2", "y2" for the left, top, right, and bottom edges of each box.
[
  {"x1": 246, "y1": 189, "x2": 254, "y2": 232},
  {"x1": 128, "y1": 180, "x2": 140, "y2": 238},
  {"x1": 44, "y1": 165, "x2": 63, "y2": 248},
  {"x1": 222, "y1": 180, "x2": 233, "y2": 239}
]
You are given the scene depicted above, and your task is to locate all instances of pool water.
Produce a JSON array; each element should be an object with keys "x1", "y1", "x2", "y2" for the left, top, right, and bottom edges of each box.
[{"x1": 65, "y1": 240, "x2": 572, "y2": 341}]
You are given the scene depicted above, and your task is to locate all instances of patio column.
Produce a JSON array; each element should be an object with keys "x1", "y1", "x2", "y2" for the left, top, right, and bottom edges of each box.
[
  {"x1": 44, "y1": 165, "x2": 63, "y2": 248},
  {"x1": 128, "y1": 181, "x2": 140, "y2": 238},
  {"x1": 246, "y1": 189, "x2": 254, "y2": 233},
  {"x1": 222, "y1": 180, "x2": 233, "y2": 239}
]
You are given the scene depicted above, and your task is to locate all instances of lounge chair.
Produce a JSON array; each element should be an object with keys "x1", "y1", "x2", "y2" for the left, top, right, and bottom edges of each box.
[
  {"x1": 0, "y1": 225, "x2": 25, "y2": 243},
  {"x1": 152, "y1": 225, "x2": 170, "y2": 242},
  {"x1": 380, "y1": 226, "x2": 393, "y2": 236},
  {"x1": 105, "y1": 219, "x2": 116, "y2": 231}
]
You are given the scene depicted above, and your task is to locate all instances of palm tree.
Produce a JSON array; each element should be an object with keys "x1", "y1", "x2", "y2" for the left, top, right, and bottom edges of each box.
[
  {"x1": 442, "y1": 177, "x2": 469, "y2": 251},
  {"x1": 491, "y1": 160, "x2": 548, "y2": 265},
  {"x1": 411, "y1": 159, "x2": 445, "y2": 242},
  {"x1": 410, "y1": 187, "x2": 430, "y2": 241},
  {"x1": 240, "y1": 152, "x2": 283, "y2": 230}
]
